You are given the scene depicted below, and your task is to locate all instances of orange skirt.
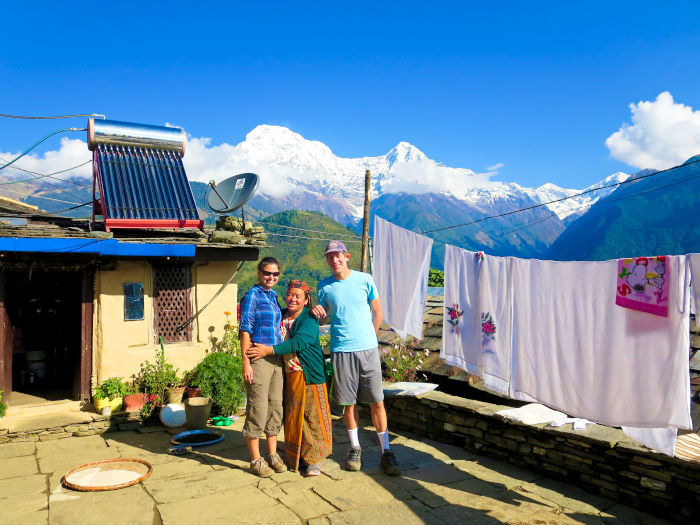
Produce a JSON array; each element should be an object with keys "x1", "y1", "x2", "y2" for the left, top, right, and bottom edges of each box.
[{"x1": 283, "y1": 370, "x2": 333, "y2": 471}]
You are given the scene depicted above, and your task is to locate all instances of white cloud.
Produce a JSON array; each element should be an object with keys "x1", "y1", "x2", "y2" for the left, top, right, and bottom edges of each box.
[
  {"x1": 606, "y1": 91, "x2": 700, "y2": 170},
  {"x1": 0, "y1": 137, "x2": 92, "y2": 180},
  {"x1": 182, "y1": 136, "x2": 298, "y2": 198},
  {"x1": 379, "y1": 159, "x2": 495, "y2": 196}
]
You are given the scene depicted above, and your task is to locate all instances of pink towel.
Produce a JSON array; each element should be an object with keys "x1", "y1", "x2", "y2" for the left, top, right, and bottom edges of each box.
[{"x1": 616, "y1": 256, "x2": 669, "y2": 317}]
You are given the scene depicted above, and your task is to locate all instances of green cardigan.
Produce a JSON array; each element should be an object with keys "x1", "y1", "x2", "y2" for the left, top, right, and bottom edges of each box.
[{"x1": 273, "y1": 308, "x2": 326, "y2": 385}]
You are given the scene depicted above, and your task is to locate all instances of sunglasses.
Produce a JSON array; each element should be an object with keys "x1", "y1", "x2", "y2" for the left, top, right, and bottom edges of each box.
[{"x1": 261, "y1": 271, "x2": 280, "y2": 277}]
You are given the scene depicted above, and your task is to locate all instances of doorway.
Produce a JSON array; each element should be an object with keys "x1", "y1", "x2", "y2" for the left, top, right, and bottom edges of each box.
[{"x1": 3, "y1": 271, "x2": 84, "y2": 404}]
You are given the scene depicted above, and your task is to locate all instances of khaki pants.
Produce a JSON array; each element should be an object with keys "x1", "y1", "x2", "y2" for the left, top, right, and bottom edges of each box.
[{"x1": 242, "y1": 354, "x2": 284, "y2": 439}]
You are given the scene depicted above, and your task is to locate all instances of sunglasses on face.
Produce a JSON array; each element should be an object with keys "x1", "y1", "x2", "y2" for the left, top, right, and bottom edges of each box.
[{"x1": 261, "y1": 271, "x2": 280, "y2": 277}]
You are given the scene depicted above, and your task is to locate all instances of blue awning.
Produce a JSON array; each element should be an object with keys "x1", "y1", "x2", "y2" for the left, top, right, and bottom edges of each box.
[{"x1": 0, "y1": 238, "x2": 195, "y2": 258}]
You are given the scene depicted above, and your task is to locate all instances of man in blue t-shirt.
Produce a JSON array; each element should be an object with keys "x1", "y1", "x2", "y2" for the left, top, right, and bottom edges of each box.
[{"x1": 313, "y1": 240, "x2": 401, "y2": 476}]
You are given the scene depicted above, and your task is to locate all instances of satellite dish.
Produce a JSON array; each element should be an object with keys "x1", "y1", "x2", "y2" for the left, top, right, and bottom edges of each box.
[{"x1": 207, "y1": 173, "x2": 260, "y2": 213}]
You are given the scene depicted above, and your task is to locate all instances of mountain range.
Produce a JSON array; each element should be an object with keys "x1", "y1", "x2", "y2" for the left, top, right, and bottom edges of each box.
[{"x1": 2, "y1": 124, "x2": 698, "y2": 265}]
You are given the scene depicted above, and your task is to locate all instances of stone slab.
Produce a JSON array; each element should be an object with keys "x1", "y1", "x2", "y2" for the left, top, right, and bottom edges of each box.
[
  {"x1": 0, "y1": 440, "x2": 36, "y2": 458},
  {"x1": 452, "y1": 456, "x2": 543, "y2": 488},
  {"x1": 312, "y1": 475, "x2": 410, "y2": 511},
  {"x1": 37, "y1": 445, "x2": 120, "y2": 475},
  {"x1": 36, "y1": 434, "x2": 109, "y2": 456},
  {"x1": 277, "y1": 488, "x2": 338, "y2": 520},
  {"x1": 520, "y1": 477, "x2": 617, "y2": 515},
  {"x1": 0, "y1": 473, "x2": 47, "y2": 499},
  {"x1": 157, "y1": 484, "x2": 299, "y2": 524},
  {"x1": 145, "y1": 468, "x2": 256, "y2": 504},
  {"x1": 394, "y1": 463, "x2": 474, "y2": 492},
  {"x1": 3, "y1": 412, "x2": 94, "y2": 433},
  {"x1": 140, "y1": 456, "x2": 214, "y2": 483},
  {"x1": 0, "y1": 454, "x2": 39, "y2": 479},
  {"x1": 326, "y1": 499, "x2": 432, "y2": 524},
  {"x1": 49, "y1": 483, "x2": 156, "y2": 525}
]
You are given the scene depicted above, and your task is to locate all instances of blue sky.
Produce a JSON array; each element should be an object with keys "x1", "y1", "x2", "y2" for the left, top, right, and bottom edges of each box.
[{"x1": 1, "y1": 1, "x2": 699, "y2": 189}]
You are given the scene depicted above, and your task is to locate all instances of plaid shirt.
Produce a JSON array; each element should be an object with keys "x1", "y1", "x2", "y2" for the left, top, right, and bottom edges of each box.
[{"x1": 239, "y1": 285, "x2": 283, "y2": 345}]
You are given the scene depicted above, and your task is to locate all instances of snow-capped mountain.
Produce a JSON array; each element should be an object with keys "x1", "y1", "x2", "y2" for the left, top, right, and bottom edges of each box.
[{"x1": 191, "y1": 124, "x2": 628, "y2": 229}]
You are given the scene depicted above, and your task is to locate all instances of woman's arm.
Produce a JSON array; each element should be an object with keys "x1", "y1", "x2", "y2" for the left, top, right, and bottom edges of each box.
[
  {"x1": 246, "y1": 343, "x2": 273, "y2": 361},
  {"x1": 272, "y1": 313, "x2": 321, "y2": 357},
  {"x1": 240, "y1": 330, "x2": 254, "y2": 384}
]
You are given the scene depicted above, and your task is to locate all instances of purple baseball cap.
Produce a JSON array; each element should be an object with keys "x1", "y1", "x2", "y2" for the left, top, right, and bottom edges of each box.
[{"x1": 324, "y1": 240, "x2": 348, "y2": 255}]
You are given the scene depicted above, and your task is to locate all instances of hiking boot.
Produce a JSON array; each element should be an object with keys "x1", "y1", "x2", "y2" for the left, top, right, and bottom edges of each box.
[
  {"x1": 345, "y1": 446, "x2": 362, "y2": 471},
  {"x1": 266, "y1": 453, "x2": 288, "y2": 473},
  {"x1": 249, "y1": 457, "x2": 274, "y2": 478},
  {"x1": 380, "y1": 450, "x2": 401, "y2": 476}
]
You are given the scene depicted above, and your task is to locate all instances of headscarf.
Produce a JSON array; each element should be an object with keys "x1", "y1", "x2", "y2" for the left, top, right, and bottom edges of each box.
[{"x1": 287, "y1": 279, "x2": 312, "y2": 307}]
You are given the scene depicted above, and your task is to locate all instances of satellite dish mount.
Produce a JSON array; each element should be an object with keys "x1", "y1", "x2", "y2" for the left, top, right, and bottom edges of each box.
[{"x1": 206, "y1": 173, "x2": 260, "y2": 230}]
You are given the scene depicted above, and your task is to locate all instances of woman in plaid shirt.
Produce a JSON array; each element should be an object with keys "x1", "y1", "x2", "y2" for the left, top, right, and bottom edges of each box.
[{"x1": 239, "y1": 257, "x2": 287, "y2": 477}]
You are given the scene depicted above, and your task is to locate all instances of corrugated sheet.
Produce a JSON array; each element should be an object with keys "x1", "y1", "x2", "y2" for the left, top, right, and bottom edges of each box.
[{"x1": 95, "y1": 144, "x2": 200, "y2": 221}]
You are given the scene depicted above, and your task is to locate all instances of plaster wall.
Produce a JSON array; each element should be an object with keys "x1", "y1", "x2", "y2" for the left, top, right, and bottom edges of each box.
[{"x1": 93, "y1": 260, "x2": 239, "y2": 386}]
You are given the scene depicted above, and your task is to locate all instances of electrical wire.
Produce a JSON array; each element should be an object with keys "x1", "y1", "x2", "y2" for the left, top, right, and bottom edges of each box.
[
  {"x1": 420, "y1": 157, "x2": 700, "y2": 235},
  {"x1": 257, "y1": 221, "x2": 362, "y2": 239},
  {"x1": 0, "y1": 113, "x2": 105, "y2": 120},
  {"x1": 0, "y1": 158, "x2": 92, "y2": 187},
  {"x1": 265, "y1": 231, "x2": 363, "y2": 243},
  {"x1": 0, "y1": 127, "x2": 86, "y2": 172}
]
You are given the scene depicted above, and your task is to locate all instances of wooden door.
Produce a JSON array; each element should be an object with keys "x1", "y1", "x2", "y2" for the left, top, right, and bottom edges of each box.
[
  {"x1": 0, "y1": 275, "x2": 12, "y2": 397},
  {"x1": 75, "y1": 270, "x2": 94, "y2": 401}
]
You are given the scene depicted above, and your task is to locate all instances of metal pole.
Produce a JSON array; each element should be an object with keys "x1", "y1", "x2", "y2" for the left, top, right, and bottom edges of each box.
[{"x1": 361, "y1": 169, "x2": 371, "y2": 273}]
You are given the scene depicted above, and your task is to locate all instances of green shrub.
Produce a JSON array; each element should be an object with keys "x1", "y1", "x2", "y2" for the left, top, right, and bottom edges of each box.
[
  {"x1": 94, "y1": 377, "x2": 129, "y2": 400},
  {"x1": 0, "y1": 390, "x2": 6, "y2": 418},
  {"x1": 190, "y1": 351, "x2": 245, "y2": 416}
]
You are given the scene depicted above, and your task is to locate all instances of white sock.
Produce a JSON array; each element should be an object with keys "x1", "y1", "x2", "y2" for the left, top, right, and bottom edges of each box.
[
  {"x1": 348, "y1": 427, "x2": 360, "y2": 448},
  {"x1": 377, "y1": 430, "x2": 390, "y2": 451}
]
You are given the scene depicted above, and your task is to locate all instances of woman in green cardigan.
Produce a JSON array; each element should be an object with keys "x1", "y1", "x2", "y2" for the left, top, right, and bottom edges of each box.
[{"x1": 247, "y1": 280, "x2": 332, "y2": 476}]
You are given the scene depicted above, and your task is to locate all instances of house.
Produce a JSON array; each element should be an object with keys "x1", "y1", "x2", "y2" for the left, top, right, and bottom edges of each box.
[{"x1": 0, "y1": 213, "x2": 259, "y2": 405}]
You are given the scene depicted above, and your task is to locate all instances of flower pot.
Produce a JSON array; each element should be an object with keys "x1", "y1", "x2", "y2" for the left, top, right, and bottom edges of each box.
[
  {"x1": 94, "y1": 396, "x2": 123, "y2": 413},
  {"x1": 185, "y1": 387, "x2": 201, "y2": 399},
  {"x1": 184, "y1": 397, "x2": 212, "y2": 429},
  {"x1": 167, "y1": 386, "x2": 185, "y2": 404},
  {"x1": 123, "y1": 393, "x2": 148, "y2": 412}
]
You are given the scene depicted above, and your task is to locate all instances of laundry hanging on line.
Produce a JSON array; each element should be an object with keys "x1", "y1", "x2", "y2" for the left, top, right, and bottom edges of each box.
[
  {"x1": 441, "y1": 245, "x2": 693, "y2": 456},
  {"x1": 372, "y1": 216, "x2": 432, "y2": 340}
]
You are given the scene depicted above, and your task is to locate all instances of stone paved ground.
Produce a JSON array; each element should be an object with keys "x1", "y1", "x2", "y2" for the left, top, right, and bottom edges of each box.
[{"x1": 0, "y1": 416, "x2": 670, "y2": 525}]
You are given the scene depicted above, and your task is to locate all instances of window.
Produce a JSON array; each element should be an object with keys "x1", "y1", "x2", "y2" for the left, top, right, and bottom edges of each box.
[{"x1": 153, "y1": 264, "x2": 192, "y2": 343}]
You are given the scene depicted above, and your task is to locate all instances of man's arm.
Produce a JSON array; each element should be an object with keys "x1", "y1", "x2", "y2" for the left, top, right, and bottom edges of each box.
[{"x1": 369, "y1": 297, "x2": 383, "y2": 335}]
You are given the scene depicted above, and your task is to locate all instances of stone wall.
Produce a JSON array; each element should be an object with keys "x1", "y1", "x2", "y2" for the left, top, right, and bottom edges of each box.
[
  {"x1": 383, "y1": 390, "x2": 700, "y2": 522},
  {"x1": 0, "y1": 411, "x2": 145, "y2": 443}
]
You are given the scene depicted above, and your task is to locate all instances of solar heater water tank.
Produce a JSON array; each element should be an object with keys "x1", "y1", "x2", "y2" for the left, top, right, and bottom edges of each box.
[{"x1": 88, "y1": 119, "x2": 187, "y2": 156}]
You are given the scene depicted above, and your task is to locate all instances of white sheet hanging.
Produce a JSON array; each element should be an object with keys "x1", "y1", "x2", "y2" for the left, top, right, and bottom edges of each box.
[
  {"x1": 510, "y1": 256, "x2": 691, "y2": 435},
  {"x1": 441, "y1": 245, "x2": 514, "y2": 395},
  {"x1": 441, "y1": 245, "x2": 482, "y2": 374},
  {"x1": 690, "y1": 253, "x2": 700, "y2": 315},
  {"x1": 372, "y1": 216, "x2": 432, "y2": 340}
]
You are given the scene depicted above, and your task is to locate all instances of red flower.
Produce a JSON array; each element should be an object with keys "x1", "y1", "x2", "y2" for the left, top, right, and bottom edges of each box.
[{"x1": 482, "y1": 322, "x2": 495, "y2": 334}]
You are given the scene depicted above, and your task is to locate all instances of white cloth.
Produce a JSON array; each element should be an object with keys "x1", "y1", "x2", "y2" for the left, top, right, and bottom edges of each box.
[
  {"x1": 690, "y1": 253, "x2": 700, "y2": 316},
  {"x1": 441, "y1": 245, "x2": 514, "y2": 395},
  {"x1": 441, "y1": 245, "x2": 484, "y2": 375},
  {"x1": 620, "y1": 426, "x2": 678, "y2": 457},
  {"x1": 373, "y1": 216, "x2": 432, "y2": 340},
  {"x1": 497, "y1": 403, "x2": 567, "y2": 425},
  {"x1": 551, "y1": 418, "x2": 595, "y2": 430},
  {"x1": 509, "y1": 256, "x2": 691, "y2": 455}
]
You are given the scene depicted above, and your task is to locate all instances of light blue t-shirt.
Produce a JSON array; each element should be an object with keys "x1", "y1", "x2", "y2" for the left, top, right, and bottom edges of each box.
[{"x1": 317, "y1": 270, "x2": 379, "y2": 353}]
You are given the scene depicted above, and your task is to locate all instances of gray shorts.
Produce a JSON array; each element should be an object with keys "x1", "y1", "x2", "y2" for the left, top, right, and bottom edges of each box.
[{"x1": 331, "y1": 348, "x2": 384, "y2": 405}]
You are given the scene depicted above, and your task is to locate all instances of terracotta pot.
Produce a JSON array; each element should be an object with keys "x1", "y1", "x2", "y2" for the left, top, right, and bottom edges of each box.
[
  {"x1": 123, "y1": 393, "x2": 148, "y2": 411},
  {"x1": 94, "y1": 396, "x2": 123, "y2": 413},
  {"x1": 167, "y1": 387, "x2": 185, "y2": 404},
  {"x1": 185, "y1": 387, "x2": 201, "y2": 399}
]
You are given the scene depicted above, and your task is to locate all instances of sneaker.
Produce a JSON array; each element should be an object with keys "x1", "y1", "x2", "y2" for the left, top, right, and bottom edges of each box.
[
  {"x1": 345, "y1": 446, "x2": 362, "y2": 471},
  {"x1": 266, "y1": 453, "x2": 288, "y2": 473},
  {"x1": 249, "y1": 457, "x2": 274, "y2": 478},
  {"x1": 304, "y1": 462, "x2": 322, "y2": 477},
  {"x1": 380, "y1": 450, "x2": 401, "y2": 476}
]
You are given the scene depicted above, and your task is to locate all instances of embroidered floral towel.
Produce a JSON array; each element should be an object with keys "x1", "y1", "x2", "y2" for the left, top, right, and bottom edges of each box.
[{"x1": 616, "y1": 256, "x2": 670, "y2": 317}]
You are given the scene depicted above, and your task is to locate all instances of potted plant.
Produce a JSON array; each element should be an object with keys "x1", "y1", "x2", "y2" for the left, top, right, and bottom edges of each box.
[
  {"x1": 166, "y1": 374, "x2": 186, "y2": 404},
  {"x1": 0, "y1": 390, "x2": 7, "y2": 419},
  {"x1": 93, "y1": 377, "x2": 128, "y2": 414},
  {"x1": 122, "y1": 381, "x2": 148, "y2": 412},
  {"x1": 130, "y1": 337, "x2": 179, "y2": 418},
  {"x1": 189, "y1": 351, "x2": 245, "y2": 417},
  {"x1": 182, "y1": 369, "x2": 201, "y2": 399}
]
